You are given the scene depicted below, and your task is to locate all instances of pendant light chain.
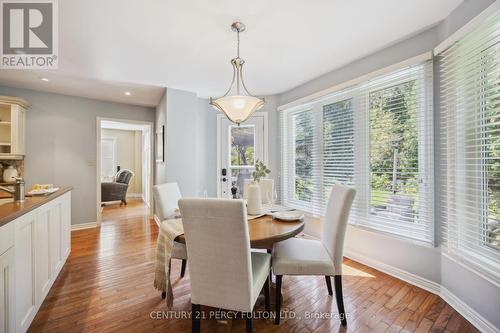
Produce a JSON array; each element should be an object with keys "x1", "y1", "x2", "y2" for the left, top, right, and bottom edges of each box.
[
  {"x1": 236, "y1": 29, "x2": 241, "y2": 95},
  {"x1": 237, "y1": 29, "x2": 240, "y2": 58}
]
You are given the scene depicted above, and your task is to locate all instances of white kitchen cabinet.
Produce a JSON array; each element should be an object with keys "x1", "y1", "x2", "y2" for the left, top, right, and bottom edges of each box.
[
  {"x1": 60, "y1": 195, "x2": 71, "y2": 261},
  {"x1": 0, "y1": 247, "x2": 15, "y2": 333},
  {"x1": 0, "y1": 96, "x2": 29, "y2": 160},
  {"x1": 14, "y1": 211, "x2": 36, "y2": 333},
  {"x1": 34, "y1": 209, "x2": 51, "y2": 305},
  {"x1": 48, "y1": 203, "x2": 62, "y2": 278},
  {"x1": 0, "y1": 190, "x2": 72, "y2": 333}
]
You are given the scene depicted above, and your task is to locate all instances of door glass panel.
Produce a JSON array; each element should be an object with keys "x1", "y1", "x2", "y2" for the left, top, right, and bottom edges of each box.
[
  {"x1": 229, "y1": 125, "x2": 256, "y2": 198},
  {"x1": 219, "y1": 116, "x2": 264, "y2": 198},
  {"x1": 231, "y1": 168, "x2": 253, "y2": 197},
  {"x1": 231, "y1": 125, "x2": 255, "y2": 166}
]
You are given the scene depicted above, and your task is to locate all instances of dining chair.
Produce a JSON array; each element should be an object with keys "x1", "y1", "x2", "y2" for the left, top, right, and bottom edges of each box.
[
  {"x1": 153, "y1": 183, "x2": 187, "y2": 285},
  {"x1": 272, "y1": 184, "x2": 355, "y2": 326},
  {"x1": 178, "y1": 198, "x2": 271, "y2": 333}
]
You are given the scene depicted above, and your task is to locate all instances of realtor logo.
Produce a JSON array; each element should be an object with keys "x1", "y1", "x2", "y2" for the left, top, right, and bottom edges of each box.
[{"x1": 1, "y1": 0, "x2": 58, "y2": 69}]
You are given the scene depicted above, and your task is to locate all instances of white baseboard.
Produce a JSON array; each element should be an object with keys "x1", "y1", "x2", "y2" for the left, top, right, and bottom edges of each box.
[
  {"x1": 71, "y1": 222, "x2": 97, "y2": 231},
  {"x1": 344, "y1": 249, "x2": 441, "y2": 294},
  {"x1": 153, "y1": 214, "x2": 161, "y2": 227},
  {"x1": 344, "y1": 249, "x2": 497, "y2": 333},
  {"x1": 440, "y1": 287, "x2": 498, "y2": 333}
]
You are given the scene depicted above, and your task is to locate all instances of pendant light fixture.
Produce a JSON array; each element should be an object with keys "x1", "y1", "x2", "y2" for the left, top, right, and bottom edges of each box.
[{"x1": 210, "y1": 21, "x2": 265, "y2": 125}]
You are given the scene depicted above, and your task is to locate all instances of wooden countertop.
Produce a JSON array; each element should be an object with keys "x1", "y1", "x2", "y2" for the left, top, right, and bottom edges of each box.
[{"x1": 0, "y1": 187, "x2": 72, "y2": 227}]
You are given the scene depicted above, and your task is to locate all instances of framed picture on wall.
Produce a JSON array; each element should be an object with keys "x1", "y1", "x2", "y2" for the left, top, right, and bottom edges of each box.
[{"x1": 156, "y1": 125, "x2": 165, "y2": 163}]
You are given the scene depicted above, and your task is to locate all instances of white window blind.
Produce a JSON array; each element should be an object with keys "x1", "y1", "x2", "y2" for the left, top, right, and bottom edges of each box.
[
  {"x1": 438, "y1": 10, "x2": 500, "y2": 281},
  {"x1": 280, "y1": 61, "x2": 434, "y2": 244}
]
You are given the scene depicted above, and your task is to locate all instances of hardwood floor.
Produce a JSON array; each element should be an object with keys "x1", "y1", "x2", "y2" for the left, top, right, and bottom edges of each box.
[{"x1": 28, "y1": 200, "x2": 478, "y2": 333}]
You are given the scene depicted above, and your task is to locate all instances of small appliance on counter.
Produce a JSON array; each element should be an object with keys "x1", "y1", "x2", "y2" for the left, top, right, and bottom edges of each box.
[{"x1": 3, "y1": 165, "x2": 18, "y2": 183}]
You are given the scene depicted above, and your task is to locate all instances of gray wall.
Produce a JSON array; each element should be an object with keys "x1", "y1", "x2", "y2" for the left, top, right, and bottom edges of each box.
[
  {"x1": 156, "y1": 91, "x2": 280, "y2": 199},
  {"x1": 155, "y1": 89, "x2": 167, "y2": 185},
  {"x1": 154, "y1": 88, "x2": 218, "y2": 197},
  {"x1": 264, "y1": 96, "x2": 281, "y2": 189},
  {"x1": 165, "y1": 88, "x2": 201, "y2": 196},
  {"x1": 275, "y1": 0, "x2": 498, "y2": 329},
  {"x1": 195, "y1": 95, "x2": 281, "y2": 197},
  {"x1": 195, "y1": 98, "x2": 218, "y2": 196},
  {"x1": 0, "y1": 85, "x2": 155, "y2": 225}
]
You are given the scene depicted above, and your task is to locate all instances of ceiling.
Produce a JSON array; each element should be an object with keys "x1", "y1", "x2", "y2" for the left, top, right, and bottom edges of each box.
[
  {"x1": 0, "y1": 0, "x2": 463, "y2": 105},
  {"x1": 0, "y1": 70, "x2": 165, "y2": 107}
]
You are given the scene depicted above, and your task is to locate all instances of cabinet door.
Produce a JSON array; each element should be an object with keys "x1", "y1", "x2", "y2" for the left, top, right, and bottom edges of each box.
[
  {"x1": 14, "y1": 213, "x2": 36, "y2": 333},
  {"x1": 60, "y1": 193, "x2": 71, "y2": 259},
  {"x1": 48, "y1": 202, "x2": 62, "y2": 278},
  {"x1": 0, "y1": 247, "x2": 15, "y2": 333},
  {"x1": 10, "y1": 105, "x2": 25, "y2": 156},
  {"x1": 34, "y1": 209, "x2": 51, "y2": 304}
]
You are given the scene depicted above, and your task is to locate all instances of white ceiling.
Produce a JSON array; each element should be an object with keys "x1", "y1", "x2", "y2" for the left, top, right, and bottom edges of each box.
[
  {"x1": 0, "y1": 70, "x2": 165, "y2": 107},
  {"x1": 0, "y1": 0, "x2": 463, "y2": 105}
]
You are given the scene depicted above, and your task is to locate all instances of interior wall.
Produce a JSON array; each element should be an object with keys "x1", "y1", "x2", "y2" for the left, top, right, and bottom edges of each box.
[
  {"x1": 155, "y1": 89, "x2": 217, "y2": 198},
  {"x1": 155, "y1": 91, "x2": 280, "y2": 199},
  {"x1": 195, "y1": 98, "x2": 218, "y2": 196},
  {"x1": 154, "y1": 89, "x2": 167, "y2": 185},
  {"x1": 101, "y1": 128, "x2": 142, "y2": 194},
  {"x1": 275, "y1": 0, "x2": 498, "y2": 329},
  {"x1": 194, "y1": 95, "x2": 280, "y2": 198},
  {"x1": 164, "y1": 88, "x2": 200, "y2": 196},
  {"x1": 0, "y1": 85, "x2": 155, "y2": 225}
]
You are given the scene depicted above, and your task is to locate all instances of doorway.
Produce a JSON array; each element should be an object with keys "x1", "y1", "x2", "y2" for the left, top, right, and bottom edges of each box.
[
  {"x1": 217, "y1": 112, "x2": 268, "y2": 198},
  {"x1": 96, "y1": 118, "x2": 154, "y2": 224}
]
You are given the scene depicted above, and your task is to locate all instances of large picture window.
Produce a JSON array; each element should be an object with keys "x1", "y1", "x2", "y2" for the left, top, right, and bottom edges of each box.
[
  {"x1": 280, "y1": 62, "x2": 434, "y2": 243},
  {"x1": 438, "y1": 11, "x2": 500, "y2": 281}
]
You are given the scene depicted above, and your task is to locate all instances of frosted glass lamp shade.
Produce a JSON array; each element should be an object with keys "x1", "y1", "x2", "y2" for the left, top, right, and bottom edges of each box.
[{"x1": 210, "y1": 95, "x2": 264, "y2": 124}]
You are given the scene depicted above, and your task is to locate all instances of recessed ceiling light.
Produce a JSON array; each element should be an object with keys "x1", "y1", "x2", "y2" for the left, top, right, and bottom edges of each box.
[
  {"x1": 39, "y1": 77, "x2": 49, "y2": 82},
  {"x1": 124, "y1": 91, "x2": 131, "y2": 96}
]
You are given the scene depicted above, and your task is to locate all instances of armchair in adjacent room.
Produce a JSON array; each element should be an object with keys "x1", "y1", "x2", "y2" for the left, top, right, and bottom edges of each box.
[{"x1": 101, "y1": 169, "x2": 134, "y2": 205}]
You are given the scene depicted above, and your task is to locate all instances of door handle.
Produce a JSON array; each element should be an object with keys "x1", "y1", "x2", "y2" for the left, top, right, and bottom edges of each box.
[{"x1": 222, "y1": 177, "x2": 227, "y2": 182}]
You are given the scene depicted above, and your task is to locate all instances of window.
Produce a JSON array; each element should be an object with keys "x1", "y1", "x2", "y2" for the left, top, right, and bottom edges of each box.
[
  {"x1": 281, "y1": 62, "x2": 434, "y2": 243},
  {"x1": 438, "y1": 11, "x2": 500, "y2": 281},
  {"x1": 101, "y1": 137, "x2": 116, "y2": 182},
  {"x1": 323, "y1": 99, "x2": 355, "y2": 195},
  {"x1": 280, "y1": 109, "x2": 320, "y2": 212},
  {"x1": 293, "y1": 110, "x2": 315, "y2": 202}
]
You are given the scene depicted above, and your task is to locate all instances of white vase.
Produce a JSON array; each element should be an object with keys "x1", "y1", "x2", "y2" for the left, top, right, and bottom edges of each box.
[
  {"x1": 3, "y1": 165, "x2": 18, "y2": 183},
  {"x1": 247, "y1": 182, "x2": 263, "y2": 215}
]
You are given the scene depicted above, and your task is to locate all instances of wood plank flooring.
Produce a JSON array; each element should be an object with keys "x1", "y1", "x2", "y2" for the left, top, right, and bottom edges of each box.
[{"x1": 28, "y1": 199, "x2": 479, "y2": 333}]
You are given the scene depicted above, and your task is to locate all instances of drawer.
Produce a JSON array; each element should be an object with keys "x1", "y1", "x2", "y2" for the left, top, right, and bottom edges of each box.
[{"x1": 0, "y1": 221, "x2": 14, "y2": 255}]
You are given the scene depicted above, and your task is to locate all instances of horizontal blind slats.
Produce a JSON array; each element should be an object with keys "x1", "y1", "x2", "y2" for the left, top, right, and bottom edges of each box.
[
  {"x1": 438, "y1": 9, "x2": 500, "y2": 282},
  {"x1": 281, "y1": 60, "x2": 434, "y2": 244}
]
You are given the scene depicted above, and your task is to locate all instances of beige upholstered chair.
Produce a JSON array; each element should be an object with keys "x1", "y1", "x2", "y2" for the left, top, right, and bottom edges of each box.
[
  {"x1": 272, "y1": 184, "x2": 355, "y2": 326},
  {"x1": 153, "y1": 183, "x2": 187, "y2": 284},
  {"x1": 178, "y1": 198, "x2": 271, "y2": 333}
]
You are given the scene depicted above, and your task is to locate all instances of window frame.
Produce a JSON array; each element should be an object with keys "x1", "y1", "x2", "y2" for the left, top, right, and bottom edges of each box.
[{"x1": 280, "y1": 63, "x2": 434, "y2": 245}]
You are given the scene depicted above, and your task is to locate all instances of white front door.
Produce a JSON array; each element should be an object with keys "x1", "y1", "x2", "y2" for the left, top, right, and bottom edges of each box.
[{"x1": 218, "y1": 113, "x2": 268, "y2": 198}]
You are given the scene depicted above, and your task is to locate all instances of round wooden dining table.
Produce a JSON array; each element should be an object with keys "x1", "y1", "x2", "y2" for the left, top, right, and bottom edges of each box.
[{"x1": 175, "y1": 214, "x2": 305, "y2": 249}]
